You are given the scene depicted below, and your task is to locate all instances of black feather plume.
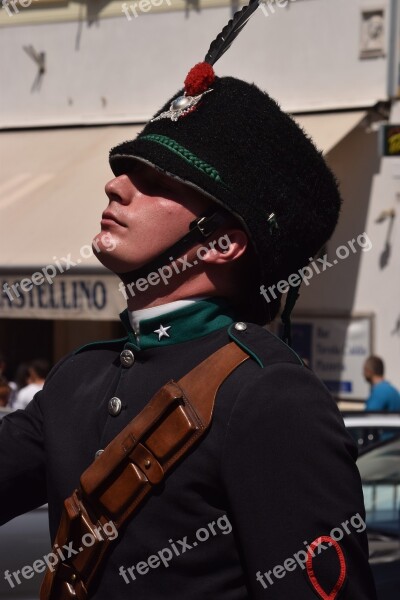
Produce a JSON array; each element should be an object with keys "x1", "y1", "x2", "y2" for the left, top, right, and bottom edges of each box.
[{"x1": 204, "y1": 0, "x2": 260, "y2": 67}]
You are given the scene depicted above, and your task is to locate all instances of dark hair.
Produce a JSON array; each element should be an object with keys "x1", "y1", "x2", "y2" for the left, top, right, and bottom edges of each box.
[
  {"x1": 0, "y1": 375, "x2": 11, "y2": 407},
  {"x1": 29, "y1": 359, "x2": 50, "y2": 380},
  {"x1": 14, "y1": 363, "x2": 30, "y2": 390},
  {"x1": 0, "y1": 375, "x2": 9, "y2": 387},
  {"x1": 365, "y1": 356, "x2": 384, "y2": 377}
]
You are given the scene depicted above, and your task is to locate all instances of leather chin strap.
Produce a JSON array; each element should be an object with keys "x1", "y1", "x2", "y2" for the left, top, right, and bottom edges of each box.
[{"x1": 119, "y1": 209, "x2": 228, "y2": 285}]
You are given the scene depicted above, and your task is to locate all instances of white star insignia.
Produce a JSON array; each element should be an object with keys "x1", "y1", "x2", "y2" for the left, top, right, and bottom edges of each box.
[{"x1": 154, "y1": 324, "x2": 171, "y2": 341}]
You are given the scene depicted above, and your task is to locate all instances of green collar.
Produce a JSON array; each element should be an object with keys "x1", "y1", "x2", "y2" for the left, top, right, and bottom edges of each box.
[{"x1": 119, "y1": 298, "x2": 235, "y2": 351}]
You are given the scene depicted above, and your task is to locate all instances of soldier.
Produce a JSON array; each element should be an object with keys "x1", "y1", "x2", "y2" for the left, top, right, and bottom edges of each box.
[{"x1": 0, "y1": 2, "x2": 376, "y2": 599}]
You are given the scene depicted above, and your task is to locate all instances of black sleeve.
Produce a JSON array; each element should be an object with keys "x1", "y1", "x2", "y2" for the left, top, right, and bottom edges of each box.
[
  {"x1": 0, "y1": 394, "x2": 47, "y2": 523},
  {"x1": 0, "y1": 355, "x2": 70, "y2": 525},
  {"x1": 221, "y1": 362, "x2": 377, "y2": 599}
]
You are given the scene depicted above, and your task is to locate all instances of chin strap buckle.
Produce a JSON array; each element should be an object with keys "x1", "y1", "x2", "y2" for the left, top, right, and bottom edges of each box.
[{"x1": 190, "y1": 212, "x2": 224, "y2": 238}]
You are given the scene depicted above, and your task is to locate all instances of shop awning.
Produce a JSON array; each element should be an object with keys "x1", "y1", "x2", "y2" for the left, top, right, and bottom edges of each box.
[
  {"x1": 0, "y1": 125, "x2": 143, "y2": 270},
  {"x1": 0, "y1": 113, "x2": 366, "y2": 319},
  {"x1": 0, "y1": 126, "x2": 144, "y2": 320},
  {"x1": 0, "y1": 111, "x2": 365, "y2": 318},
  {"x1": 0, "y1": 112, "x2": 366, "y2": 269},
  {"x1": 294, "y1": 111, "x2": 367, "y2": 155}
]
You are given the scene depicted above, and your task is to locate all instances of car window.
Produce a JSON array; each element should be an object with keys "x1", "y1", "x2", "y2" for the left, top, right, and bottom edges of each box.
[
  {"x1": 357, "y1": 436, "x2": 400, "y2": 536},
  {"x1": 347, "y1": 426, "x2": 400, "y2": 450}
]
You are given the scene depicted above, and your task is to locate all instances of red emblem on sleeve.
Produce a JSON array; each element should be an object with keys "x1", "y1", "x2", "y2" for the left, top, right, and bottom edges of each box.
[{"x1": 306, "y1": 536, "x2": 347, "y2": 600}]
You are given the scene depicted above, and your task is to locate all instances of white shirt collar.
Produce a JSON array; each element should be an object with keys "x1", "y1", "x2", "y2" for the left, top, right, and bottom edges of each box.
[{"x1": 128, "y1": 297, "x2": 207, "y2": 335}]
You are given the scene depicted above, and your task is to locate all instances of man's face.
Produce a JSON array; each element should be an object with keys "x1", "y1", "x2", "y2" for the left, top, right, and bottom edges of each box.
[{"x1": 93, "y1": 162, "x2": 212, "y2": 273}]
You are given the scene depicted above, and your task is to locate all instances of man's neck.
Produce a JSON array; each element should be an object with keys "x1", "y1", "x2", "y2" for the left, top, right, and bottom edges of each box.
[
  {"x1": 123, "y1": 280, "x2": 217, "y2": 311},
  {"x1": 119, "y1": 261, "x2": 224, "y2": 312}
]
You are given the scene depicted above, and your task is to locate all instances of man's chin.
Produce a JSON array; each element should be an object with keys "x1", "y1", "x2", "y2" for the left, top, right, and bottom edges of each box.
[
  {"x1": 93, "y1": 251, "x2": 131, "y2": 275},
  {"x1": 91, "y1": 246, "x2": 142, "y2": 278}
]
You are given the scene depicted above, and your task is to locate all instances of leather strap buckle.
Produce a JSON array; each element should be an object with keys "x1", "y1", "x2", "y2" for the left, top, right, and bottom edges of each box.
[
  {"x1": 129, "y1": 443, "x2": 164, "y2": 485},
  {"x1": 190, "y1": 211, "x2": 224, "y2": 238}
]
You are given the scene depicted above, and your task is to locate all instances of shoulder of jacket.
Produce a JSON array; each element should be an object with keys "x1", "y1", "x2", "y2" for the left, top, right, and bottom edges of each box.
[
  {"x1": 227, "y1": 321, "x2": 304, "y2": 369},
  {"x1": 43, "y1": 337, "x2": 129, "y2": 387},
  {"x1": 73, "y1": 336, "x2": 129, "y2": 355}
]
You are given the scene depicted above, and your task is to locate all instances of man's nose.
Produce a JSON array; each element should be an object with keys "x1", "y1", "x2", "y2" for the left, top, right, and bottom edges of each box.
[{"x1": 104, "y1": 174, "x2": 135, "y2": 205}]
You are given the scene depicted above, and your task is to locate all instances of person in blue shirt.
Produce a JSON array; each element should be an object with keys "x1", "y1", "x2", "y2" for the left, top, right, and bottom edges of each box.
[{"x1": 364, "y1": 356, "x2": 400, "y2": 411}]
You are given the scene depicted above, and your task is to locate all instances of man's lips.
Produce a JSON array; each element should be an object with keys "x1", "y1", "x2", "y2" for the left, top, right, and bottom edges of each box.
[{"x1": 101, "y1": 211, "x2": 126, "y2": 227}]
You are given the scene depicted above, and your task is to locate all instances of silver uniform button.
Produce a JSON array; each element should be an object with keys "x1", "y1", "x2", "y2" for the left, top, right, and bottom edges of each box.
[
  {"x1": 95, "y1": 449, "x2": 104, "y2": 459},
  {"x1": 234, "y1": 322, "x2": 247, "y2": 331},
  {"x1": 108, "y1": 397, "x2": 122, "y2": 417},
  {"x1": 120, "y1": 349, "x2": 135, "y2": 367}
]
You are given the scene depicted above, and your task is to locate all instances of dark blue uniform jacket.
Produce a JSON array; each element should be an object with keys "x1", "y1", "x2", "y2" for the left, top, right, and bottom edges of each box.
[{"x1": 0, "y1": 299, "x2": 377, "y2": 599}]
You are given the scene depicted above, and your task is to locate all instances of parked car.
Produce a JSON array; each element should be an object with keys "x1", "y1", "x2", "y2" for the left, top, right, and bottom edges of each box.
[
  {"x1": 0, "y1": 408, "x2": 49, "y2": 600},
  {"x1": 344, "y1": 412, "x2": 400, "y2": 450},
  {"x1": 0, "y1": 506, "x2": 49, "y2": 599},
  {"x1": 344, "y1": 412, "x2": 400, "y2": 597},
  {"x1": 1, "y1": 411, "x2": 399, "y2": 598},
  {"x1": 357, "y1": 434, "x2": 400, "y2": 600}
]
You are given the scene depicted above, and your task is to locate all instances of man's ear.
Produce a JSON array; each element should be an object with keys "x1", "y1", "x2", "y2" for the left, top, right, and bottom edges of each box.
[{"x1": 199, "y1": 229, "x2": 248, "y2": 264}]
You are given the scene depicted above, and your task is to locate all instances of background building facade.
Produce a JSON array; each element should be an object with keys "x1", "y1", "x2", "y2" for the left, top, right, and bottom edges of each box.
[{"x1": 1, "y1": 0, "x2": 399, "y2": 400}]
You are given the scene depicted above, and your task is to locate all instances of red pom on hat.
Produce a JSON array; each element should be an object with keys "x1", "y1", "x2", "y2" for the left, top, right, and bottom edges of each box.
[{"x1": 184, "y1": 62, "x2": 215, "y2": 96}]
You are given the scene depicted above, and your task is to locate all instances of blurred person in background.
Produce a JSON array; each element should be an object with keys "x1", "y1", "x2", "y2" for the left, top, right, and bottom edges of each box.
[
  {"x1": 8, "y1": 362, "x2": 31, "y2": 410},
  {"x1": 13, "y1": 359, "x2": 50, "y2": 411},
  {"x1": 0, "y1": 376, "x2": 11, "y2": 409},
  {"x1": 0, "y1": 352, "x2": 17, "y2": 408},
  {"x1": 0, "y1": 353, "x2": 5, "y2": 377},
  {"x1": 364, "y1": 355, "x2": 400, "y2": 411}
]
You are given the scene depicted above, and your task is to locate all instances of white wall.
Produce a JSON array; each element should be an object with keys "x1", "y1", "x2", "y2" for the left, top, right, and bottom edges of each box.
[
  {"x1": 295, "y1": 102, "x2": 400, "y2": 389},
  {"x1": 0, "y1": 0, "x2": 393, "y2": 127},
  {"x1": 353, "y1": 102, "x2": 400, "y2": 388}
]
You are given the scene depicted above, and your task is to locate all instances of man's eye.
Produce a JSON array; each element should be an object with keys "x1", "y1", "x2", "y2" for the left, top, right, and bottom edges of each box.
[{"x1": 159, "y1": 184, "x2": 173, "y2": 194}]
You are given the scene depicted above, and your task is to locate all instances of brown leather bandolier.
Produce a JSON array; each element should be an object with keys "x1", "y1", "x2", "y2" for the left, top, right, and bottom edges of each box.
[{"x1": 40, "y1": 341, "x2": 249, "y2": 600}]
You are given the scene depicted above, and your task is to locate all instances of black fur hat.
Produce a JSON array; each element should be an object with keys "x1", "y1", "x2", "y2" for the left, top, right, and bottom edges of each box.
[{"x1": 109, "y1": 3, "x2": 341, "y2": 325}]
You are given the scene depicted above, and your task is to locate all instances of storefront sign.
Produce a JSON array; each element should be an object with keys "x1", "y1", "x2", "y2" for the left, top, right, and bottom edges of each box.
[
  {"x1": 0, "y1": 274, "x2": 125, "y2": 321},
  {"x1": 289, "y1": 316, "x2": 373, "y2": 400}
]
